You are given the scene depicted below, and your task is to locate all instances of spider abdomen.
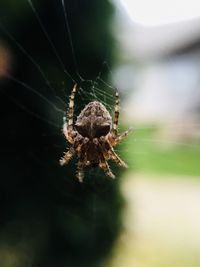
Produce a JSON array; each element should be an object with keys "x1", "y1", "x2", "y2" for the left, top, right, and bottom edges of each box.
[{"x1": 86, "y1": 141, "x2": 101, "y2": 164}]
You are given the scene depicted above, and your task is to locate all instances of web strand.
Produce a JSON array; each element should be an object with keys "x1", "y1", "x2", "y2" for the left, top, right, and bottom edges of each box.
[
  {"x1": 0, "y1": 89, "x2": 60, "y2": 128},
  {"x1": 27, "y1": 0, "x2": 76, "y2": 83},
  {"x1": 1, "y1": 0, "x2": 124, "y2": 135},
  {"x1": 6, "y1": 74, "x2": 65, "y2": 115},
  {"x1": 61, "y1": 0, "x2": 83, "y2": 82},
  {"x1": 0, "y1": 21, "x2": 68, "y2": 110}
]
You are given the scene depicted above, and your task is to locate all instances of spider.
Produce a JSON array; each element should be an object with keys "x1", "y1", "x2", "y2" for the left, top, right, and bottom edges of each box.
[{"x1": 59, "y1": 84, "x2": 132, "y2": 182}]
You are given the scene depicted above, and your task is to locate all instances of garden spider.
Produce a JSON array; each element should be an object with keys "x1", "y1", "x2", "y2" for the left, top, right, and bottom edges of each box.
[{"x1": 60, "y1": 84, "x2": 131, "y2": 182}]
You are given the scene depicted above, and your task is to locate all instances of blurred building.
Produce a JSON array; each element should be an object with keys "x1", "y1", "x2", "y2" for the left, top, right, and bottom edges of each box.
[
  {"x1": 111, "y1": 1, "x2": 200, "y2": 140},
  {"x1": 113, "y1": 1, "x2": 200, "y2": 140}
]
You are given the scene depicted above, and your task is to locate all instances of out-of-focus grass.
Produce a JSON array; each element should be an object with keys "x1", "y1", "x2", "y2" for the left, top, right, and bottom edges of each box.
[
  {"x1": 107, "y1": 174, "x2": 200, "y2": 267},
  {"x1": 120, "y1": 125, "x2": 200, "y2": 177},
  {"x1": 107, "y1": 126, "x2": 200, "y2": 267}
]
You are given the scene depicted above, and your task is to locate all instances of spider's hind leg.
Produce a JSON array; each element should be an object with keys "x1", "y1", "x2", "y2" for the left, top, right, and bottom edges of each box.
[
  {"x1": 110, "y1": 150, "x2": 128, "y2": 168},
  {"x1": 100, "y1": 136, "x2": 128, "y2": 168},
  {"x1": 106, "y1": 138, "x2": 128, "y2": 168},
  {"x1": 76, "y1": 160, "x2": 85, "y2": 183},
  {"x1": 99, "y1": 158, "x2": 115, "y2": 179}
]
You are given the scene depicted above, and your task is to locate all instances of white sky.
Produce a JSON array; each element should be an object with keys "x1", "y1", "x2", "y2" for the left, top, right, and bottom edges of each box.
[{"x1": 120, "y1": 0, "x2": 200, "y2": 26}]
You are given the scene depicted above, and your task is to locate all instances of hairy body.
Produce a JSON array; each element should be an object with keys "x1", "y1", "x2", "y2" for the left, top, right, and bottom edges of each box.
[{"x1": 60, "y1": 84, "x2": 131, "y2": 182}]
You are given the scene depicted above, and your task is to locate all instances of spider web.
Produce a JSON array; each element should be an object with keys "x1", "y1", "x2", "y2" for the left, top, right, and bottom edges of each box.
[
  {"x1": 1, "y1": 2, "x2": 200, "y2": 267},
  {"x1": 0, "y1": 2, "x2": 127, "y2": 266},
  {"x1": 0, "y1": 0, "x2": 199, "y2": 207},
  {"x1": 0, "y1": 5, "x2": 135, "y2": 220},
  {"x1": 0, "y1": 0, "x2": 118, "y2": 127},
  {"x1": 0, "y1": 0, "x2": 199, "y2": 181}
]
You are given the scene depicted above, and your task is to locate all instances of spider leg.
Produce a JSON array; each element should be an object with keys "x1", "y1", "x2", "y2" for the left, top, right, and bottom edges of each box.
[
  {"x1": 98, "y1": 137, "x2": 110, "y2": 160},
  {"x1": 75, "y1": 137, "x2": 89, "y2": 183},
  {"x1": 102, "y1": 137, "x2": 128, "y2": 168},
  {"x1": 62, "y1": 116, "x2": 74, "y2": 144},
  {"x1": 110, "y1": 149, "x2": 128, "y2": 168},
  {"x1": 99, "y1": 157, "x2": 115, "y2": 179},
  {"x1": 76, "y1": 149, "x2": 88, "y2": 183},
  {"x1": 59, "y1": 147, "x2": 75, "y2": 166},
  {"x1": 62, "y1": 84, "x2": 78, "y2": 144},
  {"x1": 111, "y1": 89, "x2": 120, "y2": 137},
  {"x1": 93, "y1": 138, "x2": 115, "y2": 179},
  {"x1": 76, "y1": 159, "x2": 85, "y2": 183},
  {"x1": 109, "y1": 127, "x2": 133, "y2": 146},
  {"x1": 67, "y1": 84, "x2": 77, "y2": 132}
]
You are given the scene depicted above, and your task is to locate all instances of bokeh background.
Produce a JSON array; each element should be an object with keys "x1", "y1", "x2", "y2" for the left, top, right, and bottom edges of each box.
[
  {"x1": 109, "y1": 1, "x2": 200, "y2": 266},
  {"x1": 0, "y1": 0, "x2": 200, "y2": 266}
]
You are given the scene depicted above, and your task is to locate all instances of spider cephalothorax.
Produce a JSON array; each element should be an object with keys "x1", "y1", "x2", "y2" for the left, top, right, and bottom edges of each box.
[{"x1": 60, "y1": 84, "x2": 131, "y2": 182}]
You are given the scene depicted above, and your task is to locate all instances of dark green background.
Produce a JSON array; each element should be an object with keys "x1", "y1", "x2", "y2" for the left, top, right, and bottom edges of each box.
[{"x1": 0, "y1": 1, "x2": 124, "y2": 266}]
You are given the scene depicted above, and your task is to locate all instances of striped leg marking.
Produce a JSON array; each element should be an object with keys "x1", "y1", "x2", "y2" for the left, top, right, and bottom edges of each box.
[
  {"x1": 106, "y1": 139, "x2": 128, "y2": 168},
  {"x1": 76, "y1": 160, "x2": 85, "y2": 183},
  {"x1": 112, "y1": 89, "x2": 120, "y2": 137},
  {"x1": 67, "y1": 84, "x2": 77, "y2": 132},
  {"x1": 99, "y1": 158, "x2": 115, "y2": 179},
  {"x1": 60, "y1": 147, "x2": 75, "y2": 166},
  {"x1": 113, "y1": 127, "x2": 133, "y2": 146}
]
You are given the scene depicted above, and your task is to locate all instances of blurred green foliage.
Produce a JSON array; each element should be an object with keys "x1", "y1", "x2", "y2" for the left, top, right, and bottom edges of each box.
[{"x1": 123, "y1": 126, "x2": 200, "y2": 177}]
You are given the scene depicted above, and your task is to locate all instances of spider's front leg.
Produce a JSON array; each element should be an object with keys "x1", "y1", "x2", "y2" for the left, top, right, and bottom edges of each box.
[
  {"x1": 60, "y1": 84, "x2": 78, "y2": 165},
  {"x1": 60, "y1": 122, "x2": 77, "y2": 166},
  {"x1": 62, "y1": 84, "x2": 78, "y2": 144},
  {"x1": 111, "y1": 89, "x2": 120, "y2": 138},
  {"x1": 110, "y1": 89, "x2": 133, "y2": 146},
  {"x1": 62, "y1": 116, "x2": 76, "y2": 144}
]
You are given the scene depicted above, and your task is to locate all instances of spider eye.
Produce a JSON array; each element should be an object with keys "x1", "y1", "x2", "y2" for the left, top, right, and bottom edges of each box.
[{"x1": 95, "y1": 125, "x2": 110, "y2": 137}]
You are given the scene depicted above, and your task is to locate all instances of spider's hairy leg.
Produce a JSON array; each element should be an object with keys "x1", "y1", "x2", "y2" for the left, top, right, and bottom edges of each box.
[
  {"x1": 99, "y1": 157, "x2": 115, "y2": 179},
  {"x1": 76, "y1": 150, "x2": 87, "y2": 183},
  {"x1": 75, "y1": 137, "x2": 89, "y2": 183},
  {"x1": 66, "y1": 84, "x2": 78, "y2": 138},
  {"x1": 103, "y1": 137, "x2": 128, "y2": 168},
  {"x1": 97, "y1": 138, "x2": 115, "y2": 178},
  {"x1": 112, "y1": 89, "x2": 120, "y2": 137},
  {"x1": 62, "y1": 84, "x2": 78, "y2": 144},
  {"x1": 76, "y1": 160, "x2": 85, "y2": 183},
  {"x1": 62, "y1": 116, "x2": 74, "y2": 144},
  {"x1": 98, "y1": 137, "x2": 110, "y2": 160},
  {"x1": 59, "y1": 147, "x2": 75, "y2": 166},
  {"x1": 109, "y1": 127, "x2": 133, "y2": 146},
  {"x1": 110, "y1": 149, "x2": 128, "y2": 168}
]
